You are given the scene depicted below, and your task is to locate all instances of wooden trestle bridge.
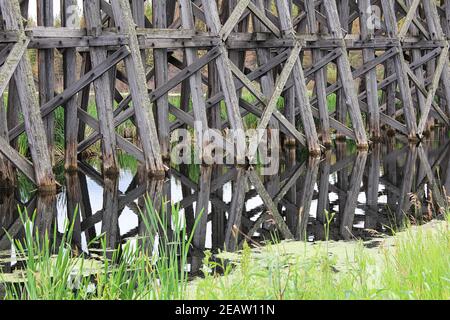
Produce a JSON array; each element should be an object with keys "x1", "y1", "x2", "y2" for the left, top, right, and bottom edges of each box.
[{"x1": 0, "y1": 0, "x2": 450, "y2": 192}]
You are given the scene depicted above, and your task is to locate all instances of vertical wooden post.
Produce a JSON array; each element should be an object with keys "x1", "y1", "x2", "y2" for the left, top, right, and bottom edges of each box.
[
  {"x1": 110, "y1": 0, "x2": 165, "y2": 175},
  {"x1": 0, "y1": 94, "x2": 15, "y2": 188},
  {"x1": 180, "y1": 0, "x2": 210, "y2": 158},
  {"x1": 65, "y1": 173, "x2": 83, "y2": 247},
  {"x1": 224, "y1": 168, "x2": 246, "y2": 251},
  {"x1": 83, "y1": 0, "x2": 119, "y2": 176},
  {"x1": 366, "y1": 144, "x2": 380, "y2": 229},
  {"x1": 62, "y1": 0, "x2": 79, "y2": 171},
  {"x1": 316, "y1": 151, "x2": 331, "y2": 223},
  {"x1": 37, "y1": 0, "x2": 55, "y2": 165},
  {"x1": 153, "y1": 0, "x2": 170, "y2": 159},
  {"x1": 335, "y1": 0, "x2": 349, "y2": 141},
  {"x1": 421, "y1": 0, "x2": 450, "y2": 134},
  {"x1": 0, "y1": 0, "x2": 56, "y2": 191},
  {"x1": 200, "y1": 0, "x2": 246, "y2": 139},
  {"x1": 323, "y1": 0, "x2": 368, "y2": 149},
  {"x1": 340, "y1": 151, "x2": 368, "y2": 240},
  {"x1": 380, "y1": 0, "x2": 418, "y2": 140},
  {"x1": 253, "y1": 0, "x2": 281, "y2": 137},
  {"x1": 305, "y1": 0, "x2": 331, "y2": 146},
  {"x1": 275, "y1": 0, "x2": 321, "y2": 155},
  {"x1": 192, "y1": 165, "x2": 212, "y2": 271},
  {"x1": 359, "y1": 0, "x2": 381, "y2": 140},
  {"x1": 6, "y1": 0, "x2": 28, "y2": 152},
  {"x1": 296, "y1": 156, "x2": 320, "y2": 240},
  {"x1": 102, "y1": 177, "x2": 120, "y2": 249}
]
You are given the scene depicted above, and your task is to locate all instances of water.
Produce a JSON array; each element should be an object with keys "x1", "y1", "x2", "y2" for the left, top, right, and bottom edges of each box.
[{"x1": 1, "y1": 133, "x2": 449, "y2": 273}]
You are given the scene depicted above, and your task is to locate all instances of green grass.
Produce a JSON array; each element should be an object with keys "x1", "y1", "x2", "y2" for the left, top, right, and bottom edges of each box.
[
  {"x1": 0, "y1": 199, "x2": 448, "y2": 300},
  {"x1": 191, "y1": 217, "x2": 449, "y2": 300},
  {"x1": 0, "y1": 199, "x2": 202, "y2": 300}
]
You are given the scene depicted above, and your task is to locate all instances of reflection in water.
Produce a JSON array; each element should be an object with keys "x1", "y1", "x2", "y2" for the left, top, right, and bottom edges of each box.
[{"x1": 1, "y1": 136, "x2": 449, "y2": 273}]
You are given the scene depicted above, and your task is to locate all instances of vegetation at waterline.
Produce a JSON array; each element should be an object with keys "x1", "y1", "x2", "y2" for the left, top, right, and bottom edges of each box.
[
  {"x1": 3, "y1": 91, "x2": 341, "y2": 160},
  {"x1": 0, "y1": 200, "x2": 448, "y2": 300}
]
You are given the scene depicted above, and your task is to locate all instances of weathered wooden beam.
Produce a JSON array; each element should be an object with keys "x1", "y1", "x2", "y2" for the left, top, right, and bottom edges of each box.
[
  {"x1": 110, "y1": 0, "x2": 165, "y2": 175},
  {"x1": 8, "y1": 46, "x2": 130, "y2": 142},
  {"x1": 62, "y1": 0, "x2": 79, "y2": 171},
  {"x1": 84, "y1": 0, "x2": 119, "y2": 176},
  {"x1": 37, "y1": 0, "x2": 55, "y2": 164},
  {"x1": 0, "y1": 0, "x2": 55, "y2": 191},
  {"x1": 323, "y1": 0, "x2": 368, "y2": 148},
  {"x1": 276, "y1": 0, "x2": 321, "y2": 154}
]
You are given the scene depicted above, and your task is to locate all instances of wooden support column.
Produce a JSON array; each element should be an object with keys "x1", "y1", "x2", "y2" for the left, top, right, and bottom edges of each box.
[
  {"x1": 316, "y1": 151, "x2": 331, "y2": 224},
  {"x1": 192, "y1": 165, "x2": 213, "y2": 271},
  {"x1": 102, "y1": 177, "x2": 120, "y2": 249},
  {"x1": 83, "y1": 0, "x2": 119, "y2": 176},
  {"x1": 396, "y1": 146, "x2": 417, "y2": 224},
  {"x1": 200, "y1": 0, "x2": 246, "y2": 143},
  {"x1": 296, "y1": 156, "x2": 320, "y2": 240},
  {"x1": 404, "y1": 0, "x2": 427, "y2": 128},
  {"x1": 0, "y1": 0, "x2": 55, "y2": 191},
  {"x1": 305, "y1": 0, "x2": 331, "y2": 146},
  {"x1": 359, "y1": 0, "x2": 381, "y2": 140},
  {"x1": 335, "y1": 0, "x2": 349, "y2": 141},
  {"x1": 77, "y1": 53, "x2": 91, "y2": 146},
  {"x1": 5, "y1": 1, "x2": 27, "y2": 152},
  {"x1": 180, "y1": 0, "x2": 210, "y2": 160},
  {"x1": 380, "y1": 0, "x2": 418, "y2": 140},
  {"x1": 110, "y1": 0, "x2": 165, "y2": 175},
  {"x1": 153, "y1": 0, "x2": 170, "y2": 159},
  {"x1": 275, "y1": 0, "x2": 321, "y2": 155},
  {"x1": 253, "y1": 0, "x2": 280, "y2": 136},
  {"x1": 366, "y1": 144, "x2": 381, "y2": 229},
  {"x1": 0, "y1": 94, "x2": 15, "y2": 188},
  {"x1": 225, "y1": 168, "x2": 247, "y2": 251},
  {"x1": 323, "y1": 0, "x2": 368, "y2": 149},
  {"x1": 340, "y1": 151, "x2": 368, "y2": 240},
  {"x1": 65, "y1": 172, "x2": 83, "y2": 247},
  {"x1": 37, "y1": 0, "x2": 55, "y2": 165},
  {"x1": 420, "y1": 0, "x2": 450, "y2": 135},
  {"x1": 62, "y1": 0, "x2": 79, "y2": 171}
]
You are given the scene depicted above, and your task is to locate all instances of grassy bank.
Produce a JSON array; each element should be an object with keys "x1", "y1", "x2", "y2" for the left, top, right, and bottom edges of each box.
[
  {"x1": 192, "y1": 218, "x2": 449, "y2": 300},
  {"x1": 0, "y1": 200, "x2": 448, "y2": 300}
]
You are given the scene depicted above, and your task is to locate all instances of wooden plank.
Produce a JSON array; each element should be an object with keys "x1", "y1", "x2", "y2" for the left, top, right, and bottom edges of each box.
[
  {"x1": 8, "y1": 46, "x2": 130, "y2": 141},
  {"x1": 306, "y1": 0, "x2": 331, "y2": 146},
  {"x1": 0, "y1": 94, "x2": 15, "y2": 187},
  {"x1": 323, "y1": 0, "x2": 368, "y2": 148},
  {"x1": 359, "y1": 0, "x2": 381, "y2": 139},
  {"x1": 0, "y1": 0, "x2": 55, "y2": 191},
  {"x1": 62, "y1": 0, "x2": 79, "y2": 171},
  {"x1": 380, "y1": 0, "x2": 418, "y2": 139},
  {"x1": 276, "y1": 0, "x2": 321, "y2": 154},
  {"x1": 200, "y1": 0, "x2": 246, "y2": 145},
  {"x1": 220, "y1": 0, "x2": 251, "y2": 41},
  {"x1": 37, "y1": 0, "x2": 55, "y2": 164},
  {"x1": 110, "y1": 0, "x2": 165, "y2": 174},
  {"x1": 224, "y1": 168, "x2": 247, "y2": 251},
  {"x1": 179, "y1": 0, "x2": 211, "y2": 160},
  {"x1": 296, "y1": 157, "x2": 320, "y2": 240},
  {"x1": 0, "y1": 39, "x2": 29, "y2": 97},
  {"x1": 152, "y1": 0, "x2": 170, "y2": 159},
  {"x1": 247, "y1": 169, "x2": 294, "y2": 239},
  {"x1": 340, "y1": 152, "x2": 368, "y2": 240},
  {"x1": 83, "y1": 0, "x2": 119, "y2": 175}
]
